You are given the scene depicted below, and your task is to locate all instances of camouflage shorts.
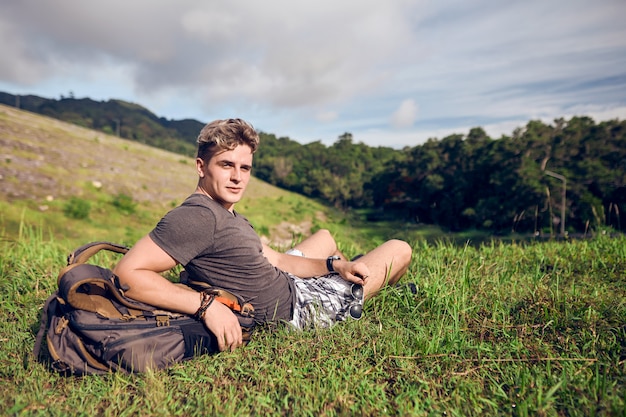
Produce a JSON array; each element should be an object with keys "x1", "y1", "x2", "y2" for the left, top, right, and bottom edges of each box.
[{"x1": 287, "y1": 273, "x2": 364, "y2": 329}]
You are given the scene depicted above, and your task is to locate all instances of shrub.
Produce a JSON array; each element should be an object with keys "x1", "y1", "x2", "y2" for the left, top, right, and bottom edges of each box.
[
  {"x1": 63, "y1": 197, "x2": 91, "y2": 219},
  {"x1": 112, "y1": 193, "x2": 137, "y2": 215}
]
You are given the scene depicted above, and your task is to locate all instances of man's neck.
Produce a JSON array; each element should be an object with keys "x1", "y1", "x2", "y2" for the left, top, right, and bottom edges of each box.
[{"x1": 193, "y1": 189, "x2": 235, "y2": 213}]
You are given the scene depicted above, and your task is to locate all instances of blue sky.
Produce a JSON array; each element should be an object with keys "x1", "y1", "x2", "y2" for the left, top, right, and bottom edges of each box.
[{"x1": 1, "y1": 0, "x2": 625, "y2": 148}]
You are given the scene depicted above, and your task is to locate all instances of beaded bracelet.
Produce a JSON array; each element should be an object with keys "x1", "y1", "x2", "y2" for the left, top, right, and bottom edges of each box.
[{"x1": 193, "y1": 291, "x2": 215, "y2": 321}]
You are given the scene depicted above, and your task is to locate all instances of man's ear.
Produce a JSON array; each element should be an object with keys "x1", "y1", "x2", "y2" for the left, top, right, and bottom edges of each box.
[{"x1": 196, "y1": 158, "x2": 205, "y2": 177}]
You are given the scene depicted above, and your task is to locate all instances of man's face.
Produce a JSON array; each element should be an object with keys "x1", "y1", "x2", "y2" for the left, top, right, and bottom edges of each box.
[{"x1": 196, "y1": 144, "x2": 253, "y2": 211}]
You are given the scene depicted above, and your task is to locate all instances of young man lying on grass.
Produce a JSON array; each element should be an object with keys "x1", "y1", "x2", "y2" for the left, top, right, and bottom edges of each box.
[{"x1": 114, "y1": 118, "x2": 413, "y2": 351}]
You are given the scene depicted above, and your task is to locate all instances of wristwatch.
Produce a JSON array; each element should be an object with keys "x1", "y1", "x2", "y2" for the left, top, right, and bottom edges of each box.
[{"x1": 326, "y1": 255, "x2": 341, "y2": 272}]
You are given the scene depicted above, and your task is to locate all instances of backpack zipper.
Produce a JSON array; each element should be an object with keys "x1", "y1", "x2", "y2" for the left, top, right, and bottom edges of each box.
[{"x1": 69, "y1": 315, "x2": 197, "y2": 332}]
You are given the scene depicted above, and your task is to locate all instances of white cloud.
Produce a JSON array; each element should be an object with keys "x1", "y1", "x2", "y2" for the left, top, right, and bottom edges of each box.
[
  {"x1": 391, "y1": 99, "x2": 419, "y2": 128},
  {"x1": 0, "y1": 0, "x2": 624, "y2": 147},
  {"x1": 316, "y1": 111, "x2": 339, "y2": 123}
]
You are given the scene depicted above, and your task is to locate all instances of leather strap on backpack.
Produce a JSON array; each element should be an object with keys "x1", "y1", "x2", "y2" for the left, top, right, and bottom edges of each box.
[
  {"x1": 67, "y1": 241, "x2": 129, "y2": 265},
  {"x1": 58, "y1": 265, "x2": 166, "y2": 318},
  {"x1": 58, "y1": 241, "x2": 129, "y2": 286}
]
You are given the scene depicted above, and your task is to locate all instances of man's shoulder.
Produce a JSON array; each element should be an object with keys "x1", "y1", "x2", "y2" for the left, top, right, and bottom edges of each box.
[
  {"x1": 179, "y1": 194, "x2": 234, "y2": 220},
  {"x1": 180, "y1": 194, "x2": 218, "y2": 211}
]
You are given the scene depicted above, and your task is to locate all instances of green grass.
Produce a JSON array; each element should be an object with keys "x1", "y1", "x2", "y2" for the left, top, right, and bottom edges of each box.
[{"x1": 1, "y1": 220, "x2": 624, "y2": 416}]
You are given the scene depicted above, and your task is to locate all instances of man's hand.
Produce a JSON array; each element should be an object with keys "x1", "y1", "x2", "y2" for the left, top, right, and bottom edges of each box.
[
  {"x1": 335, "y1": 260, "x2": 370, "y2": 285},
  {"x1": 202, "y1": 301, "x2": 243, "y2": 352}
]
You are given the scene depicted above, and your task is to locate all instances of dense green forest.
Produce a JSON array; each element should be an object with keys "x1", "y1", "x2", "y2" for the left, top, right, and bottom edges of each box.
[
  {"x1": 256, "y1": 120, "x2": 625, "y2": 235},
  {"x1": 2, "y1": 92, "x2": 624, "y2": 234}
]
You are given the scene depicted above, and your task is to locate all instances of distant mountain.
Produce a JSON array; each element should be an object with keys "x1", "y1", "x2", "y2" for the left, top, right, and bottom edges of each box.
[{"x1": 0, "y1": 91, "x2": 203, "y2": 156}]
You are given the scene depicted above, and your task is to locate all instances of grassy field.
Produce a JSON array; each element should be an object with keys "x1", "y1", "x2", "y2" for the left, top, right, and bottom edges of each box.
[
  {"x1": 1, "y1": 104, "x2": 625, "y2": 416},
  {"x1": 1, "y1": 222, "x2": 625, "y2": 416}
]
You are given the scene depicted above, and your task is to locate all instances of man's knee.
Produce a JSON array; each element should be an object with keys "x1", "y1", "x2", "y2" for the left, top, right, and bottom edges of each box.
[
  {"x1": 313, "y1": 229, "x2": 337, "y2": 249},
  {"x1": 314, "y1": 229, "x2": 333, "y2": 240},
  {"x1": 389, "y1": 239, "x2": 413, "y2": 266}
]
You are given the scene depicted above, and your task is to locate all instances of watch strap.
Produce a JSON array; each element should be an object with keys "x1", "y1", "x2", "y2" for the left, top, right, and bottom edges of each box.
[{"x1": 326, "y1": 256, "x2": 340, "y2": 272}]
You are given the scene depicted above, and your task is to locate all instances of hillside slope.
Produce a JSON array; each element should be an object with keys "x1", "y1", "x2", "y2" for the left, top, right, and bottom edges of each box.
[
  {"x1": 1, "y1": 104, "x2": 194, "y2": 204},
  {"x1": 0, "y1": 92, "x2": 201, "y2": 156},
  {"x1": 0, "y1": 104, "x2": 345, "y2": 248}
]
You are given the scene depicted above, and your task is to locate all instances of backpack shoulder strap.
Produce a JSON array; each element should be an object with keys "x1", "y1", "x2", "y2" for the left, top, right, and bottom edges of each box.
[
  {"x1": 57, "y1": 242, "x2": 156, "y2": 316},
  {"x1": 58, "y1": 264, "x2": 137, "y2": 316},
  {"x1": 58, "y1": 241, "x2": 129, "y2": 285},
  {"x1": 67, "y1": 241, "x2": 129, "y2": 266}
]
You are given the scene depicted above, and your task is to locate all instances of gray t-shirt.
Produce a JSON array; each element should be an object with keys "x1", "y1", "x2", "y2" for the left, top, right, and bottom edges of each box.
[{"x1": 149, "y1": 193, "x2": 295, "y2": 323}]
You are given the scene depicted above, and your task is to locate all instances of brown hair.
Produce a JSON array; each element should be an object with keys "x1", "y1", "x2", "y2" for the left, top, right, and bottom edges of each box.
[{"x1": 196, "y1": 118, "x2": 260, "y2": 162}]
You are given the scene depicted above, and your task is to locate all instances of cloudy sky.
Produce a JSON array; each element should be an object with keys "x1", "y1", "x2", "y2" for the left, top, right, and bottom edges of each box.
[{"x1": 1, "y1": 0, "x2": 625, "y2": 148}]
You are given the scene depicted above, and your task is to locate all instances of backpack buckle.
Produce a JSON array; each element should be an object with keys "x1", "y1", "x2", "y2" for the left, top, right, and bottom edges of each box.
[
  {"x1": 155, "y1": 316, "x2": 170, "y2": 327},
  {"x1": 54, "y1": 317, "x2": 69, "y2": 334}
]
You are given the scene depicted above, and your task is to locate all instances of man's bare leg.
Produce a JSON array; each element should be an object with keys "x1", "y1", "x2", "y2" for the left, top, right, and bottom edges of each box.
[
  {"x1": 293, "y1": 230, "x2": 413, "y2": 299},
  {"x1": 358, "y1": 239, "x2": 413, "y2": 300},
  {"x1": 291, "y1": 229, "x2": 345, "y2": 259}
]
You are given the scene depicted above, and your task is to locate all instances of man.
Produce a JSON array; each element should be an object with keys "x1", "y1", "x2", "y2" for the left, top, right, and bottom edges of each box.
[{"x1": 114, "y1": 118, "x2": 413, "y2": 352}]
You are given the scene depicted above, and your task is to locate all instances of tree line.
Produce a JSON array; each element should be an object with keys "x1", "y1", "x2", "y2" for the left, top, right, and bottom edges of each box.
[
  {"x1": 255, "y1": 118, "x2": 625, "y2": 234},
  {"x1": 2, "y1": 92, "x2": 624, "y2": 234}
]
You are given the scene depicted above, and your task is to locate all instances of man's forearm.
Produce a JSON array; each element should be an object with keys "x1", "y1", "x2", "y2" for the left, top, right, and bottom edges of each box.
[
  {"x1": 275, "y1": 254, "x2": 335, "y2": 278},
  {"x1": 118, "y1": 269, "x2": 200, "y2": 315}
]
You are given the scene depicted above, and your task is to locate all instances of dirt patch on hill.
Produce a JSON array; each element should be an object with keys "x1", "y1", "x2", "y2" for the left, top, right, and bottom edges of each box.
[{"x1": 0, "y1": 105, "x2": 198, "y2": 205}]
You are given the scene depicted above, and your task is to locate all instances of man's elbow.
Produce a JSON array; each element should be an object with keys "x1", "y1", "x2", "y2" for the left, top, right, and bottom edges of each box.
[{"x1": 113, "y1": 260, "x2": 138, "y2": 292}]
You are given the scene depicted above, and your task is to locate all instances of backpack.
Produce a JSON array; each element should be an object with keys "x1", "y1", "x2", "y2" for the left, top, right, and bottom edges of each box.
[{"x1": 34, "y1": 241, "x2": 255, "y2": 376}]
